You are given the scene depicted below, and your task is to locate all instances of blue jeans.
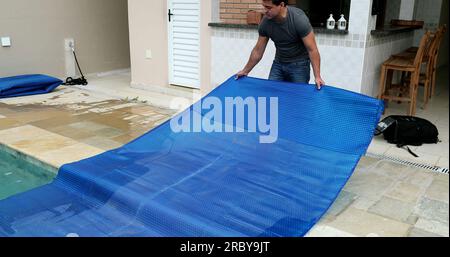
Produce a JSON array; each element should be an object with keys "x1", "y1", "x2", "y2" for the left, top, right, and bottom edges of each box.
[{"x1": 268, "y1": 59, "x2": 311, "y2": 84}]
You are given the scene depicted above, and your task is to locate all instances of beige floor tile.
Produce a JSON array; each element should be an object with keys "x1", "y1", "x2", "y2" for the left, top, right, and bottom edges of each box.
[
  {"x1": 408, "y1": 227, "x2": 443, "y2": 237},
  {"x1": 89, "y1": 115, "x2": 134, "y2": 131},
  {"x1": 437, "y1": 128, "x2": 449, "y2": 143},
  {"x1": 402, "y1": 168, "x2": 435, "y2": 189},
  {"x1": 350, "y1": 196, "x2": 378, "y2": 211},
  {"x1": 67, "y1": 121, "x2": 111, "y2": 132},
  {"x1": 112, "y1": 134, "x2": 139, "y2": 144},
  {"x1": 7, "y1": 109, "x2": 66, "y2": 124},
  {"x1": 0, "y1": 125, "x2": 63, "y2": 144},
  {"x1": 436, "y1": 157, "x2": 449, "y2": 169},
  {"x1": 80, "y1": 136, "x2": 124, "y2": 151},
  {"x1": 432, "y1": 172, "x2": 450, "y2": 182},
  {"x1": 425, "y1": 179, "x2": 449, "y2": 203},
  {"x1": 38, "y1": 143, "x2": 105, "y2": 168},
  {"x1": 385, "y1": 181, "x2": 423, "y2": 203},
  {"x1": 414, "y1": 197, "x2": 449, "y2": 225},
  {"x1": 414, "y1": 141, "x2": 449, "y2": 159},
  {"x1": 344, "y1": 172, "x2": 395, "y2": 200},
  {"x1": 326, "y1": 207, "x2": 411, "y2": 237},
  {"x1": 367, "y1": 138, "x2": 390, "y2": 155},
  {"x1": 50, "y1": 126, "x2": 98, "y2": 141},
  {"x1": 371, "y1": 160, "x2": 416, "y2": 180},
  {"x1": 29, "y1": 115, "x2": 88, "y2": 130},
  {"x1": 0, "y1": 118, "x2": 23, "y2": 131},
  {"x1": 368, "y1": 196, "x2": 415, "y2": 223},
  {"x1": 414, "y1": 218, "x2": 449, "y2": 237},
  {"x1": 94, "y1": 127, "x2": 124, "y2": 138},
  {"x1": 0, "y1": 105, "x2": 16, "y2": 116},
  {"x1": 306, "y1": 225, "x2": 357, "y2": 237},
  {"x1": 10, "y1": 136, "x2": 77, "y2": 157},
  {"x1": 355, "y1": 156, "x2": 381, "y2": 169}
]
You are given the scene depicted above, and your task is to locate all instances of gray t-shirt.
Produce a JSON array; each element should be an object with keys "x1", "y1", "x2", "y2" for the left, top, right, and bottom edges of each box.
[{"x1": 258, "y1": 6, "x2": 313, "y2": 63}]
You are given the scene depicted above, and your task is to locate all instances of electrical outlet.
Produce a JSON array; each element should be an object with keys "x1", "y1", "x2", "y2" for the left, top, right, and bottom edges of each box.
[
  {"x1": 65, "y1": 38, "x2": 75, "y2": 51},
  {"x1": 1, "y1": 37, "x2": 11, "y2": 47},
  {"x1": 145, "y1": 49, "x2": 152, "y2": 59}
]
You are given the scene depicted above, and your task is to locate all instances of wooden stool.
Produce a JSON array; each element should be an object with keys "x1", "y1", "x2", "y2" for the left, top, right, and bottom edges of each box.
[
  {"x1": 430, "y1": 25, "x2": 447, "y2": 97},
  {"x1": 394, "y1": 27, "x2": 444, "y2": 109},
  {"x1": 377, "y1": 31, "x2": 432, "y2": 116},
  {"x1": 402, "y1": 25, "x2": 447, "y2": 97}
]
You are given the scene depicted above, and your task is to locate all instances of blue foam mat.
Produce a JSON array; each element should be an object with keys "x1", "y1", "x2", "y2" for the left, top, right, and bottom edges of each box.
[
  {"x1": 0, "y1": 76, "x2": 384, "y2": 237},
  {"x1": 0, "y1": 74, "x2": 63, "y2": 98}
]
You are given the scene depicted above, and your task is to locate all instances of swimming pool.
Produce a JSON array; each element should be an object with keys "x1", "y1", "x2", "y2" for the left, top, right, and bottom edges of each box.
[{"x1": 0, "y1": 145, "x2": 56, "y2": 200}]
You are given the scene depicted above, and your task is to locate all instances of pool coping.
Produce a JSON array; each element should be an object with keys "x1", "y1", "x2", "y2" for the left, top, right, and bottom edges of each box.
[{"x1": 0, "y1": 142, "x2": 59, "y2": 174}]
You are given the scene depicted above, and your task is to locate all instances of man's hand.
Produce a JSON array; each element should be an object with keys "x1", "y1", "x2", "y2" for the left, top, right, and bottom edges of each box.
[
  {"x1": 315, "y1": 77, "x2": 325, "y2": 90},
  {"x1": 235, "y1": 70, "x2": 249, "y2": 80}
]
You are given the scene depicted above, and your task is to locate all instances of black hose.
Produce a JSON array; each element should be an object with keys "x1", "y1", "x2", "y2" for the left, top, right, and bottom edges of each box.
[{"x1": 63, "y1": 49, "x2": 88, "y2": 86}]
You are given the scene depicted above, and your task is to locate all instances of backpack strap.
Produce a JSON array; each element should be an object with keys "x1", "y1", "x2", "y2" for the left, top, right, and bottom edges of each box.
[{"x1": 397, "y1": 144, "x2": 419, "y2": 158}]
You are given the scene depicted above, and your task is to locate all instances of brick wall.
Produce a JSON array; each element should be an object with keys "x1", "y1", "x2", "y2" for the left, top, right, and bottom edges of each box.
[{"x1": 220, "y1": 0, "x2": 297, "y2": 24}]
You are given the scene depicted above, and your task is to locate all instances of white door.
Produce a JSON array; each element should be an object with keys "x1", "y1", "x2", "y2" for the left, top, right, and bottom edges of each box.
[{"x1": 168, "y1": 0, "x2": 201, "y2": 89}]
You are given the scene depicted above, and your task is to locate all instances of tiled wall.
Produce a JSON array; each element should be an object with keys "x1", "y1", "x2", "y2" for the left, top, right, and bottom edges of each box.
[
  {"x1": 211, "y1": 0, "x2": 418, "y2": 97},
  {"x1": 211, "y1": 28, "x2": 365, "y2": 93},
  {"x1": 211, "y1": 28, "x2": 274, "y2": 86},
  {"x1": 211, "y1": 27, "x2": 416, "y2": 96},
  {"x1": 362, "y1": 32, "x2": 415, "y2": 97},
  {"x1": 211, "y1": 0, "x2": 374, "y2": 93}
]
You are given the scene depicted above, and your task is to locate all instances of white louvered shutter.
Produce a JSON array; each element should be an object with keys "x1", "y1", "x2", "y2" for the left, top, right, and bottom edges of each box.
[{"x1": 168, "y1": 0, "x2": 201, "y2": 89}]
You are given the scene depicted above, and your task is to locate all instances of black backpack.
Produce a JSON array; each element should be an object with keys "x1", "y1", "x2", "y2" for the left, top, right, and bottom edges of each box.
[{"x1": 375, "y1": 115, "x2": 439, "y2": 157}]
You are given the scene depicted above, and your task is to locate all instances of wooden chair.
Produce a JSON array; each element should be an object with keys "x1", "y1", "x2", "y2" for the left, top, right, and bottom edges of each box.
[
  {"x1": 377, "y1": 31, "x2": 432, "y2": 116},
  {"x1": 393, "y1": 27, "x2": 443, "y2": 108},
  {"x1": 429, "y1": 24, "x2": 446, "y2": 97},
  {"x1": 404, "y1": 25, "x2": 447, "y2": 97}
]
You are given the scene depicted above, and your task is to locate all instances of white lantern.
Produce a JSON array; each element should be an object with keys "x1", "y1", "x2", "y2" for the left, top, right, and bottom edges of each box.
[
  {"x1": 327, "y1": 14, "x2": 335, "y2": 30},
  {"x1": 338, "y1": 14, "x2": 347, "y2": 30}
]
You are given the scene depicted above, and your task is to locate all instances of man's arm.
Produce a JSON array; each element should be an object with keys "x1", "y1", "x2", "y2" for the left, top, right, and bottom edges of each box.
[
  {"x1": 302, "y1": 31, "x2": 325, "y2": 89},
  {"x1": 236, "y1": 36, "x2": 269, "y2": 79}
]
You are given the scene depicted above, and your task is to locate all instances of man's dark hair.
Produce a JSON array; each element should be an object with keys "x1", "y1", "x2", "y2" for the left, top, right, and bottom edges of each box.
[{"x1": 263, "y1": 0, "x2": 287, "y2": 6}]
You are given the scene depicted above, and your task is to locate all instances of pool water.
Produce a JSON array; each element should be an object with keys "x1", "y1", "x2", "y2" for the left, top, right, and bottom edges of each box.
[{"x1": 0, "y1": 146, "x2": 56, "y2": 200}]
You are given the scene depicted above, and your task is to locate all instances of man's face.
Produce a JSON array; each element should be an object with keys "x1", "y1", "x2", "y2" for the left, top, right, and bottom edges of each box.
[{"x1": 262, "y1": 1, "x2": 284, "y2": 19}]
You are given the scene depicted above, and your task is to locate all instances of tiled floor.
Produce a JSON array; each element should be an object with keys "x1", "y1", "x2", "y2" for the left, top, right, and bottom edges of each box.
[
  {"x1": 306, "y1": 156, "x2": 449, "y2": 237},
  {"x1": 0, "y1": 86, "x2": 176, "y2": 168},
  {"x1": 0, "y1": 68, "x2": 448, "y2": 237},
  {"x1": 367, "y1": 66, "x2": 449, "y2": 169},
  {"x1": 75, "y1": 71, "x2": 200, "y2": 110}
]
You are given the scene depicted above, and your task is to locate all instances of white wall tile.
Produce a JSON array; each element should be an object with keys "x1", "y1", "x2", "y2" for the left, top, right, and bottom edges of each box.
[
  {"x1": 211, "y1": 34, "x2": 276, "y2": 87},
  {"x1": 212, "y1": 33, "x2": 366, "y2": 93}
]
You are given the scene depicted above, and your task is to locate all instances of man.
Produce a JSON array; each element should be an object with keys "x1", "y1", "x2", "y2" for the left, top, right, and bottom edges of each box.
[{"x1": 236, "y1": 0, "x2": 325, "y2": 90}]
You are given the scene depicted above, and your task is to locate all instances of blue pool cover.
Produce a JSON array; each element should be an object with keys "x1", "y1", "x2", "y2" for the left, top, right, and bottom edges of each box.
[
  {"x1": 0, "y1": 76, "x2": 384, "y2": 237},
  {"x1": 0, "y1": 74, "x2": 63, "y2": 98}
]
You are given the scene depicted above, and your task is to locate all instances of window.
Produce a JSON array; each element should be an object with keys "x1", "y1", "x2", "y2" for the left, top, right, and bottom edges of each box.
[
  {"x1": 372, "y1": 0, "x2": 387, "y2": 28},
  {"x1": 296, "y1": 0, "x2": 351, "y2": 28}
]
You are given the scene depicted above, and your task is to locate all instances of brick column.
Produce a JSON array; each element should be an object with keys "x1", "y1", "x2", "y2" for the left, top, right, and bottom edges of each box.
[{"x1": 220, "y1": 0, "x2": 297, "y2": 24}]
